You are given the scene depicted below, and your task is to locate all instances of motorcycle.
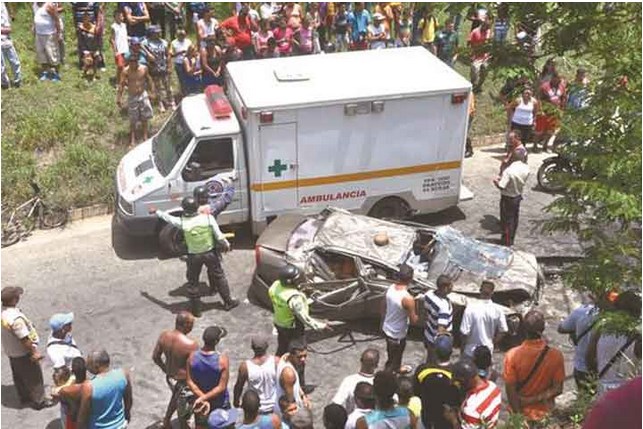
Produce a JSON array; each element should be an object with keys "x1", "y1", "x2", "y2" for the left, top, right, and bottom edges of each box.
[{"x1": 537, "y1": 151, "x2": 574, "y2": 192}]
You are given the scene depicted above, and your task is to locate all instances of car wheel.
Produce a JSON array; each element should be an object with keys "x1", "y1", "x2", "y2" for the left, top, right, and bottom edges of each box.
[
  {"x1": 368, "y1": 197, "x2": 410, "y2": 220},
  {"x1": 158, "y1": 223, "x2": 187, "y2": 257}
]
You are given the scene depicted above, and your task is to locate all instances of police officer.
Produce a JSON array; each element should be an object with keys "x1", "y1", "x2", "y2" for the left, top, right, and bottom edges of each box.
[
  {"x1": 154, "y1": 197, "x2": 239, "y2": 311},
  {"x1": 269, "y1": 264, "x2": 329, "y2": 391}
]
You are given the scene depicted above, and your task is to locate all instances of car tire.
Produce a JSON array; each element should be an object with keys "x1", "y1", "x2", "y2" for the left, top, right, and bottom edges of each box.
[
  {"x1": 368, "y1": 197, "x2": 410, "y2": 220},
  {"x1": 158, "y1": 223, "x2": 187, "y2": 257}
]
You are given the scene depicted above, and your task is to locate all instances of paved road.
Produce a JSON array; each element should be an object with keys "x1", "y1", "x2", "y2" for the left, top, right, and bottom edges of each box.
[{"x1": 1, "y1": 145, "x2": 583, "y2": 428}]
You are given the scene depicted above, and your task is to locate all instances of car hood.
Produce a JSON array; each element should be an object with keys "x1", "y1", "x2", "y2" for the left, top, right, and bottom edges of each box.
[{"x1": 116, "y1": 139, "x2": 164, "y2": 202}]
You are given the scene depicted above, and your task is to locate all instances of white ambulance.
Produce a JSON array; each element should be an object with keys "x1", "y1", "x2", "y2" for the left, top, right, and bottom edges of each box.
[{"x1": 115, "y1": 47, "x2": 472, "y2": 248}]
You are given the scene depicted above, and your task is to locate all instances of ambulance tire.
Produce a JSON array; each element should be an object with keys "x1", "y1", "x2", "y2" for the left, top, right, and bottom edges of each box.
[
  {"x1": 368, "y1": 197, "x2": 410, "y2": 220},
  {"x1": 159, "y1": 223, "x2": 187, "y2": 257}
]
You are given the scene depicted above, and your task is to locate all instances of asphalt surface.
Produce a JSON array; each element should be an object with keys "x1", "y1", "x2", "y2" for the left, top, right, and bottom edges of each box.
[{"x1": 1, "y1": 144, "x2": 584, "y2": 428}]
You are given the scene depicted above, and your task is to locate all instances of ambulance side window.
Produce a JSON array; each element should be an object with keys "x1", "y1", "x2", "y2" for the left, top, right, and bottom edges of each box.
[{"x1": 184, "y1": 137, "x2": 234, "y2": 182}]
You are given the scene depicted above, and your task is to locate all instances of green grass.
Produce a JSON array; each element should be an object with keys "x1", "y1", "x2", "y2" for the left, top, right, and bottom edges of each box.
[{"x1": 1, "y1": 3, "x2": 583, "y2": 211}]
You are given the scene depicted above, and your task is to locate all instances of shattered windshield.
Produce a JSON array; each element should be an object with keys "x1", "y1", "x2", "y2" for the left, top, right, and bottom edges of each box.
[{"x1": 432, "y1": 226, "x2": 514, "y2": 278}]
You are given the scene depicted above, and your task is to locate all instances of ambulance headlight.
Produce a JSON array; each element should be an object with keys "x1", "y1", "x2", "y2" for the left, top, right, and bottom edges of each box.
[{"x1": 118, "y1": 196, "x2": 134, "y2": 215}]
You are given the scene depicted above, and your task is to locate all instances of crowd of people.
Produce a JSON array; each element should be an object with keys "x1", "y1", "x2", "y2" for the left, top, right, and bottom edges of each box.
[{"x1": 2, "y1": 256, "x2": 641, "y2": 428}]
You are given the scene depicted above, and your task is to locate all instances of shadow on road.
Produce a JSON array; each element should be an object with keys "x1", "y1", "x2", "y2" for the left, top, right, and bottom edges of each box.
[
  {"x1": 478, "y1": 145, "x2": 507, "y2": 154},
  {"x1": 141, "y1": 291, "x2": 227, "y2": 315},
  {"x1": 1, "y1": 384, "x2": 24, "y2": 409},
  {"x1": 412, "y1": 206, "x2": 466, "y2": 226},
  {"x1": 479, "y1": 214, "x2": 501, "y2": 233}
]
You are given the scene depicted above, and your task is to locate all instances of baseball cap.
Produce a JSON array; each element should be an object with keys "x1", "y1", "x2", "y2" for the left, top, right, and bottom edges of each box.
[
  {"x1": 434, "y1": 334, "x2": 453, "y2": 360},
  {"x1": 251, "y1": 335, "x2": 269, "y2": 352},
  {"x1": 147, "y1": 25, "x2": 161, "y2": 34},
  {"x1": 373, "y1": 13, "x2": 385, "y2": 21},
  {"x1": 1, "y1": 287, "x2": 23, "y2": 305},
  {"x1": 50, "y1": 312, "x2": 74, "y2": 332},
  {"x1": 208, "y1": 408, "x2": 239, "y2": 429},
  {"x1": 203, "y1": 326, "x2": 227, "y2": 345},
  {"x1": 129, "y1": 36, "x2": 142, "y2": 46}
]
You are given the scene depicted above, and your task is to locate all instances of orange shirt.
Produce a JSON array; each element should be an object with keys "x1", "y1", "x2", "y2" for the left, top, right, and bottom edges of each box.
[{"x1": 503, "y1": 338, "x2": 565, "y2": 421}]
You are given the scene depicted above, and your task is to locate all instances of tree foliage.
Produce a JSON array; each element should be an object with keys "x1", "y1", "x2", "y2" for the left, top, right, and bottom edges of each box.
[{"x1": 485, "y1": 2, "x2": 642, "y2": 335}]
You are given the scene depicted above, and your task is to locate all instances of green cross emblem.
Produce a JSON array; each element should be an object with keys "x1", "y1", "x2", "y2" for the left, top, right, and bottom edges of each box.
[
  {"x1": 268, "y1": 159, "x2": 288, "y2": 178},
  {"x1": 143, "y1": 176, "x2": 153, "y2": 184}
]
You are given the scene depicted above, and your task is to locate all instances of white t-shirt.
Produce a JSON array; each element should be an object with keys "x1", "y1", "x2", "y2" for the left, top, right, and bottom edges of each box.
[
  {"x1": 171, "y1": 38, "x2": 193, "y2": 65},
  {"x1": 345, "y1": 407, "x2": 372, "y2": 429},
  {"x1": 331, "y1": 372, "x2": 374, "y2": 414},
  {"x1": 46, "y1": 335, "x2": 82, "y2": 369},
  {"x1": 459, "y1": 299, "x2": 508, "y2": 357},
  {"x1": 498, "y1": 161, "x2": 530, "y2": 197},
  {"x1": 197, "y1": 17, "x2": 219, "y2": 47},
  {"x1": 111, "y1": 22, "x2": 129, "y2": 55},
  {"x1": 368, "y1": 24, "x2": 387, "y2": 49},
  {"x1": 1, "y1": 2, "x2": 12, "y2": 46}
]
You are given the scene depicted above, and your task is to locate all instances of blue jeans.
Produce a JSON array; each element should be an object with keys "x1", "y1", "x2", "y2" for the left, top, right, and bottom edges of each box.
[{"x1": 1, "y1": 42, "x2": 22, "y2": 86}]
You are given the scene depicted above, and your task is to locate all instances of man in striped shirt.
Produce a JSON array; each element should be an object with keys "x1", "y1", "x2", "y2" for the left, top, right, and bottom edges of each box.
[
  {"x1": 444, "y1": 359, "x2": 501, "y2": 429},
  {"x1": 423, "y1": 275, "x2": 454, "y2": 364}
]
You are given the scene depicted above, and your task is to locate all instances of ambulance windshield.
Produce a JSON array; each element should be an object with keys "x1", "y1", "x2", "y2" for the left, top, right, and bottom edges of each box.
[{"x1": 152, "y1": 109, "x2": 194, "y2": 176}]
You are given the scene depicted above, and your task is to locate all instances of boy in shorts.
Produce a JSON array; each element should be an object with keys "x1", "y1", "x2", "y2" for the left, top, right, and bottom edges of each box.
[
  {"x1": 117, "y1": 56, "x2": 155, "y2": 146},
  {"x1": 110, "y1": 10, "x2": 129, "y2": 85}
]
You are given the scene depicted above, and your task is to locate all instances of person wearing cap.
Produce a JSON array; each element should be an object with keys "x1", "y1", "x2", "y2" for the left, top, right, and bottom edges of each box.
[
  {"x1": 184, "y1": 326, "x2": 232, "y2": 429},
  {"x1": 153, "y1": 197, "x2": 239, "y2": 311},
  {"x1": 356, "y1": 370, "x2": 417, "y2": 429},
  {"x1": 238, "y1": 390, "x2": 281, "y2": 429},
  {"x1": 503, "y1": 309, "x2": 564, "y2": 424},
  {"x1": 382, "y1": 264, "x2": 419, "y2": 374},
  {"x1": 332, "y1": 348, "x2": 379, "y2": 414},
  {"x1": 443, "y1": 358, "x2": 501, "y2": 429},
  {"x1": 1, "y1": 286, "x2": 54, "y2": 410},
  {"x1": 494, "y1": 146, "x2": 530, "y2": 247},
  {"x1": 153, "y1": 311, "x2": 199, "y2": 428},
  {"x1": 143, "y1": 24, "x2": 175, "y2": 113},
  {"x1": 367, "y1": 13, "x2": 388, "y2": 49},
  {"x1": 459, "y1": 280, "x2": 508, "y2": 358},
  {"x1": 233, "y1": 336, "x2": 279, "y2": 414},
  {"x1": 208, "y1": 407, "x2": 239, "y2": 429},
  {"x1": 413, "y1": 334, "x2": 460, "y2": 429},
  {"x1": 77, "y1": 349, "x2": 133, "y2": 429},
  {"x1": 117, "y1": 42, "x2": 156, "y2": 146},
  {"x1": 46, "y1": 312, "x2": 82, "y2": 372},
  {"x1": 423, "y1": 275, "x2": 453, "y2": 364}
]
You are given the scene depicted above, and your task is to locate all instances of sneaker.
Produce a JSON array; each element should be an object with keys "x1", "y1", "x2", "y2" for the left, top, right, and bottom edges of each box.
[
  {"x1": 50, "y1": 73, "x2": 61, "y2": 82},
  {"x1": 223, "y1": 299, "x2": 239, "y2": 311},
  {"x1": 1, "y1": 83, "x2": 8, "y2": 90},
  {"x1": 464, "y1": 150, "x2": 473, "y2": 158},
  {"x1": 39, "y1": 71, "x2": 49, "y2": 81},
  {"x1": 12, "y1": 81, "x2": 21, "y2": 88}
]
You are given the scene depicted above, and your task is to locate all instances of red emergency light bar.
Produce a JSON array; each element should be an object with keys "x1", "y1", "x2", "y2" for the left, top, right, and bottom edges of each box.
[{"x1": 205, "y1": 85, "x2": 233, "y2": 119}]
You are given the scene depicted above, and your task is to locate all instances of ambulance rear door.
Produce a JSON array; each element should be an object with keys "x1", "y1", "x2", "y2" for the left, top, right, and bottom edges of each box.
[{"x1": 258, "y1": 122, "x2": 299, "y2": 213}]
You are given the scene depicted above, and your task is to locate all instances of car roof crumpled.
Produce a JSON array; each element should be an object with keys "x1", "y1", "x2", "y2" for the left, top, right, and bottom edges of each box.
[
  {"x1": 434, "y1": 226, "x2": 513, "y2": 278},
  {"x1": 314, "y1": 210, "x2": 417, "y2": 267}
]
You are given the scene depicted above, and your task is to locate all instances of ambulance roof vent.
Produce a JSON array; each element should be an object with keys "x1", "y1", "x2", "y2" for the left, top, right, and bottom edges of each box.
[{"x1": 273, "y1": 67, "x2": 310, "y2": 82}]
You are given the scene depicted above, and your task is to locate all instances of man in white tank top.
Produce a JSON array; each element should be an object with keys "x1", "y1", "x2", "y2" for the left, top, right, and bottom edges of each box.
[
  {"x1": 233, "y1": 336, "x2": 279, "y2": 414},
  {"x1": 276, "y1": 339, "x2": 310, "y2": 415},
  {"x1": 382, "y1": 264, "x2": 419, "y2": 374}
]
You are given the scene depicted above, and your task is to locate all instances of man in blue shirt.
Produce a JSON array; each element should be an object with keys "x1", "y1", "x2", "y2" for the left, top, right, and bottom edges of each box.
[{"x1": 348, "y1": 2, "x2": 370, "y2": 48}]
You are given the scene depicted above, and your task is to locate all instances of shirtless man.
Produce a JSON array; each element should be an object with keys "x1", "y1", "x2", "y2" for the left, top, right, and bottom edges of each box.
[
  {"x1": 117, "y1": 54, "x2": 155, "y2": 146},
  {"x1": 152, "y1": 311, "x2": 198, "y2": 429}
]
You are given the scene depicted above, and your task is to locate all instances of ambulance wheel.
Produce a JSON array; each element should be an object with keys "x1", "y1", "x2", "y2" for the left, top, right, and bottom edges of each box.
[
  {"x1": 159, "y1": 223, "x2": 187, "y2": 257},
  {"x1": 368, "y1": 197, "x2": 410, "y2": 220}
]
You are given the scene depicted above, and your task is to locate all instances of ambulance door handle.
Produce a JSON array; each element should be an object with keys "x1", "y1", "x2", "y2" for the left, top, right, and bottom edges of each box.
[{"x1": 289, "y1": 163, "x2": 298, "y2": 170}]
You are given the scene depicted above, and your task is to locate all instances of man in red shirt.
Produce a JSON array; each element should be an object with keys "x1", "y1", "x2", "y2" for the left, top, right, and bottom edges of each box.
[
  {"x1": 221, "y1": 6, "x2": 256, "y2": 59},
  {"x1": 467, "y1": 19, "x2": 491, "y2": 94}
]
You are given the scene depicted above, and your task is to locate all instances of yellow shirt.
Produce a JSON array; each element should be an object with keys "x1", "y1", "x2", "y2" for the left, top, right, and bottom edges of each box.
[{"x1": 419, "y1": 16, "x2": 438, "y2": 43}]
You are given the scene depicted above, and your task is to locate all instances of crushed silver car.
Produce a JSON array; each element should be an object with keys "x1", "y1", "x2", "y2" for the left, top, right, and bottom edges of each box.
[{"x1": 251, "y1": 208, "x2": 544, "y2": 341}]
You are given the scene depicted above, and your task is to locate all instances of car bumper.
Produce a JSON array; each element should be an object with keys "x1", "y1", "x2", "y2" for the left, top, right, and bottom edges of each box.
[{"x1": 114, "y1": 206, "x2": 158, "y2": 237}]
